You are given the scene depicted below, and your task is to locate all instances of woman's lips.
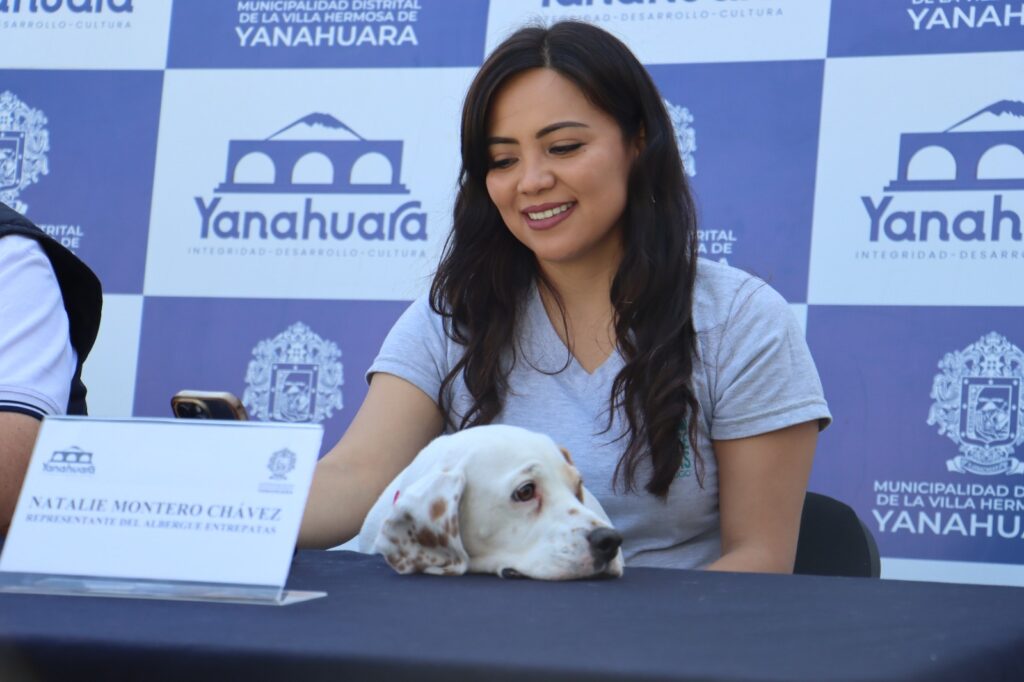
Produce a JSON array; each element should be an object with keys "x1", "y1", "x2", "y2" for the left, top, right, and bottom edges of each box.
[{"x1": 522, "y1": 201, "x2": 576, "y2": 230}]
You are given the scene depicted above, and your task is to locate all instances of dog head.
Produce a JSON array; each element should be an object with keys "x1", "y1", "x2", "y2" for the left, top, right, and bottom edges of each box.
[{"x1": 373, "y1": 425, "x2": 624, "y2": 580}]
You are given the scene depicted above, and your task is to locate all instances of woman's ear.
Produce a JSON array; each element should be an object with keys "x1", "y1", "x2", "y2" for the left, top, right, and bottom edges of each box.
[{"x1": 632, "y1": 124, "x2": 646, "y2": 159}]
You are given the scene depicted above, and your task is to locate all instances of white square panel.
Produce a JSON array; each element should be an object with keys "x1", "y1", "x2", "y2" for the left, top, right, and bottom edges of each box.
[
  {"x1": 144, "y1": 67, "x2": 475, "y2": 301},
  {"x1": 808, "y1": 52, "x2": 1024, "y2": 306},
  {"x1": 485, "y1": 0, "x2": 830, "y2": 64},
  {"x1": 80, "y1": 293, "x2": 143, "y2": 418},
  {"x1": 0, "y1": 0, "x2": 172, "y2": 70}
]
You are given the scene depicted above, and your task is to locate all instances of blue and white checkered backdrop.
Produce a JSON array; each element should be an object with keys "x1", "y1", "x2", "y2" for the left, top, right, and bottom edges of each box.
[{"x1": 2, "y1": 0, "x2": 1023, "y2": 585}]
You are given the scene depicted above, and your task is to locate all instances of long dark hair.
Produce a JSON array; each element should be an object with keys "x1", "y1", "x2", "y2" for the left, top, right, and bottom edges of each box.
[{"x1": 430, "y1": 21, "x2": 702, "y2": 498}]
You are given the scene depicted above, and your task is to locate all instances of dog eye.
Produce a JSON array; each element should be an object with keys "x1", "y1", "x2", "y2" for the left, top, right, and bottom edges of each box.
[{"x1": 512, "y1": 482, "x2": 535, "y2": 502}]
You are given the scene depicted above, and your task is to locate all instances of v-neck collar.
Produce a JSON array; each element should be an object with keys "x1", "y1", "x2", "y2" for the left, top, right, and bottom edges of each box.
[{"x1": 525, "y1": 284, "x2": 622, "y2": 384}]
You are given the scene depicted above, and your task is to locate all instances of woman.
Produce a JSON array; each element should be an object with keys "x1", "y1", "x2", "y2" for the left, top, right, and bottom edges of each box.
[{"x1": 299, "y1": 21, "x2": 831, "y2": 572}]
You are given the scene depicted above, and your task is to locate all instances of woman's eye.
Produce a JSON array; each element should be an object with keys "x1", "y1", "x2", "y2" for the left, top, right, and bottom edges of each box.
[
  {"x1": 550, "y1": 143, "x2": 582, "y2": 155},
  {"x1": 512, "y1": 482, "x2": 535, "y2": 502},
  {"x1": 489, "y1": 157, "x2": 515, "y2": 169}
]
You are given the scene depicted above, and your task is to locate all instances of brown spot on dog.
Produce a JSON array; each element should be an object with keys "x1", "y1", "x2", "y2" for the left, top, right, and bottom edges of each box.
[
  {"x1": 567, "y1": 508, "x2": 579, "y2": 516},
  {"x1": 559, "y1": 447, "x2": 574, "y2": 465},
  {"x1": 387, "y1": 553, "x2": 407, "y2": 572},
  {"x1": 416, "y1": 529, "x2": 440, "y2": 548},
  {"x1": 430, "y1": 498, "x2": 447, "y2": 521},
  {"x1": 575, "y1": 478, "x2": 584, "y2": 503}
]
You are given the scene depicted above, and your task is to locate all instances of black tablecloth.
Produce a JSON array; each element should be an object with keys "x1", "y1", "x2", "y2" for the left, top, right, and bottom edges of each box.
[{"x1": 1, "y1": 550, "x2": 1023, "y2": 681}]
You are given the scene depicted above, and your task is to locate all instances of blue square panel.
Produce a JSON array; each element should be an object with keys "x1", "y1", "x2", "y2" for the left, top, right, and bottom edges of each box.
[
  {"x1": 168, "y1": 0, "x2": 488, "y2": 68},
  {"x1": 829, "y1": 0, "x2": 1024, "y2": 58},
  {"x1": 0, "y1": 71, "x2": 162, "y2": 294},
  {"x1": 134, "y1": 296, "x2": 411, "y2": 457},
  {"x1": 649, "y1": 60, "x2": 825, "y2": 302},
  {"x1": 807, "y1": 304, "x2": 1024, "y2": 566}
]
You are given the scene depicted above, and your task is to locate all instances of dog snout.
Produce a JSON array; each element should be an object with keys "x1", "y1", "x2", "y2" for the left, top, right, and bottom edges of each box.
[{"x1": 587, "y1": 527, "x2": 622, "y2": 565}]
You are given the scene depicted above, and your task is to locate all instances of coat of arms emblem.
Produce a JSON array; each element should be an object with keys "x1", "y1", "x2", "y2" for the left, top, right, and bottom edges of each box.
[
  {"x1": 664, "y1": 98, "x2": 696, "y2": 178},
  {"x1": 243, "y1": 322, "x2": 343, "y2": 423},
  {"x1": 927, "y1": 332, "x2": 1024, "y2": 475},
  {"x1": 0, "y1": 91, "x2": 49, "y2": 214},
  {"x1": 268, "y1": 448, "x2": 297, "y2": 481}
]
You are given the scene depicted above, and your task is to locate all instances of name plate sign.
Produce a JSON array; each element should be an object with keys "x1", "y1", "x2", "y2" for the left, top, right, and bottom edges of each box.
[{"x1": 0, "y1": 417, "x2": 324, "y2": 605}]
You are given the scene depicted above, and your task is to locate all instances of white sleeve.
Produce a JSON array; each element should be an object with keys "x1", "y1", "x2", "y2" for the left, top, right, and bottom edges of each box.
[{"x1": 0, "y1": 235, "x2": 78, "y2": 419}]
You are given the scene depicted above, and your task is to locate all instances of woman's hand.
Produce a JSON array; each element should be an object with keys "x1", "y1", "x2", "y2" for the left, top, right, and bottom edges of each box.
[
  {"x1": 705, "y1": 420, "x2": 820, "y2": 573},
  {"x1": 297, "y1": 373, "x2": 444, "y2": 549}
]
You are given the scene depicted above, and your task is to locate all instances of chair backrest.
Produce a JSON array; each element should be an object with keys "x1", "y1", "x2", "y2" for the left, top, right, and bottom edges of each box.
[{"x1": 793, "y1": 492, "x2": 881, "y2": 578}]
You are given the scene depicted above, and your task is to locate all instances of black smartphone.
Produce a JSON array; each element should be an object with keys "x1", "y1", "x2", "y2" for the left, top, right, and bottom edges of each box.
[{"x1": 171, "y1": 390, "x2": 249, "y2": 420}]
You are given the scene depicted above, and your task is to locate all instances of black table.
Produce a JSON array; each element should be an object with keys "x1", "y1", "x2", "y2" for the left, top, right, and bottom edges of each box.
[{"x1": 1, "y1": 550, "x2": 1022, "y2": 681}]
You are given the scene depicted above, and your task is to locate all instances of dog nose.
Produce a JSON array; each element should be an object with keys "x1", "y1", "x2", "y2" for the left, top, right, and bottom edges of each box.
[{"x1": 587, "y1": 528, "x2": 622, "y2": 564}]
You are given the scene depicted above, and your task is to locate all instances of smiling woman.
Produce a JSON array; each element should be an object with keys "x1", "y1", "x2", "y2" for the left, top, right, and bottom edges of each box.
[
  {"x1": 299, "y1": 21, "x2": 832, "y2": 576},
  {"x1": 484, "y1": 68, "x2": 635, "y2": 273}
]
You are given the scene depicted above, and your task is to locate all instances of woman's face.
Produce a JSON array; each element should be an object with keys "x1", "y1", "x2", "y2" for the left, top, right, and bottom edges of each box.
[{"x1": 484, "y1": 68, "x2": 636, "y2": 273}]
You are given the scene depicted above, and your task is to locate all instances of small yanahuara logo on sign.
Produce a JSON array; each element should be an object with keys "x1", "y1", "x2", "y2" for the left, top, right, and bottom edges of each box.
[
  {"x1": 928, "y1": 332, "x2": 1024, "y2": 476},
  {"x1": 243, "y1": 322, "x2": 343, "y2": 424},
  {"x1": 260, "y1": 448, "x2": 298, "y2": 495},
  {"x1": 42, "y1": 446, "x2": 95, "y2": 474},
  {"x1": 664, "y1": 98, "x2": 696, "y2": 178},
  {"x1": 268, "y1": 448, "x2": 296, "y2": 481},
  {"x1": 0, "y1": 90, "x2": 49, "y2": 214}
]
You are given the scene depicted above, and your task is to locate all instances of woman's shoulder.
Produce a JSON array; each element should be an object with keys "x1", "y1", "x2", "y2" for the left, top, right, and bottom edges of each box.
[
  {"x1": 405, "y1": 289, "x2": 435, "y2": 315},
  {"x1": 384, "y1": 290, "x2": 450, "y2": 345},
  {"x1": 693, "y1": 258, "x2": 786, "y2": 332}
]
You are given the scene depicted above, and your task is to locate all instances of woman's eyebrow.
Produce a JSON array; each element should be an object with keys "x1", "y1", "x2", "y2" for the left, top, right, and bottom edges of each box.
[
  {"x1": 486, "y1": 121, "x2": 589, "y2": 146},
  {"x1": 535, "y1": 121, "x2": 587, "y2": 138}
]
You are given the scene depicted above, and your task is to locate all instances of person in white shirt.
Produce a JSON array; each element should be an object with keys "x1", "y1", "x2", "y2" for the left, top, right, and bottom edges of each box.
[{"x1": 0, "y1": 202, "x2": 102, "y2": 533}]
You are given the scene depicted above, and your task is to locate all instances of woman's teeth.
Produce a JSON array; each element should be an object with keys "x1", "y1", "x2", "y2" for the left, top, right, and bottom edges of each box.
[{"x1": 527, "y1": 203, "x2": 573, "y2": 220}]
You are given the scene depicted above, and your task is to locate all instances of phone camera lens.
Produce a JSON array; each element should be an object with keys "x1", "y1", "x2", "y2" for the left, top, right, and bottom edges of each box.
[{"x1": 176, "y1": 401, "x2": 206, "y2": 419}]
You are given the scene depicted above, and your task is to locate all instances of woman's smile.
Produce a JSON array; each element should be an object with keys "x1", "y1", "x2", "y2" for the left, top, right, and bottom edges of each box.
[{"x1": 522, "y1": 201, "x2": 577, "y2": 230}]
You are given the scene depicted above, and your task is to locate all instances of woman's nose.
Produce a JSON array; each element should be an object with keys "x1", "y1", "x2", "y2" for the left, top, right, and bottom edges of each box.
[{"x1": 517, "y1": 159, "x2": 555, "y2": 194}]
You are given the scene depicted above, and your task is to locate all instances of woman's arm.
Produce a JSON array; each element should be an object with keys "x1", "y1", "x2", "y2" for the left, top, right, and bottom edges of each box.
[
  {"x1": 297, "y1": 373, "x2": 444, "y2": 549},
  {"x1": 705, "y1": 420, "x2": 820, "y2": 573}
]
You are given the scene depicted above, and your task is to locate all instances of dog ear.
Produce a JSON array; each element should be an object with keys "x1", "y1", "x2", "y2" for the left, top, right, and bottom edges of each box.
[{"x1": 374, "y1": 468, "x2": 469, "y2": 576}]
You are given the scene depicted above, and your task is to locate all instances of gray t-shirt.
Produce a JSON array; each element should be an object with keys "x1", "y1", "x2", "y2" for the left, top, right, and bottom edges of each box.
[{"x1": 367, "y1": 259, "x2": 831, "y2": 569}]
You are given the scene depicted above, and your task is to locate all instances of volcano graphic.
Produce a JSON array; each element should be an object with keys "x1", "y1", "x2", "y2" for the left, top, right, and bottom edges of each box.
[
  {"x1": 267, "y1": 113, "x2": 365, "y2": 141},
  {"x1": 946, "y1": 100, "x2": 1024, "y2": 133}
]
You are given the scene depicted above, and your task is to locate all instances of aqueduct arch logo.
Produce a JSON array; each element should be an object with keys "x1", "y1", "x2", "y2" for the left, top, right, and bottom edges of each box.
[
  {"x1": 216, "y1": 112, "x2": 408, "y2": 195},
  {"x1": 886, "y1": 100, "x2": 1024, "y2": 192}
]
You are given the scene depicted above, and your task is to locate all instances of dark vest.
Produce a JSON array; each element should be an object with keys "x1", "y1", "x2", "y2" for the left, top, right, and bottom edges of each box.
[{"x1": 0, "y1": 202, "x2": 102, "y2": 416}]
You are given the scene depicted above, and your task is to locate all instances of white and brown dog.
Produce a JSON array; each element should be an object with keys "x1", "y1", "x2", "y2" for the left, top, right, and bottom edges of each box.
[{"x1": 357, "y1": 424, "x2": 624, "y2": 580}]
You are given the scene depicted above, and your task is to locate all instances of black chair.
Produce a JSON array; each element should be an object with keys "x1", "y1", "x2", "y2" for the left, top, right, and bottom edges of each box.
[{"x1": 793, "y1": 492, "x2": 881, "y2": 578}]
